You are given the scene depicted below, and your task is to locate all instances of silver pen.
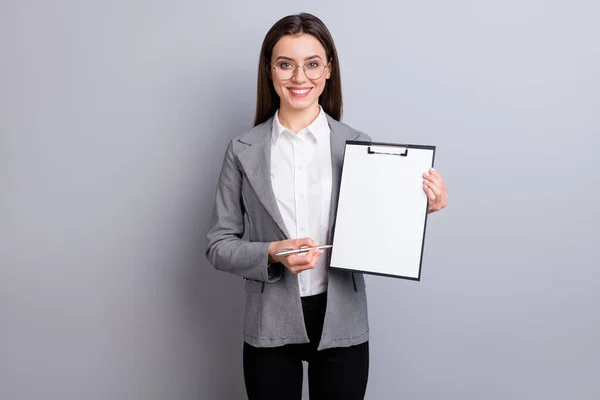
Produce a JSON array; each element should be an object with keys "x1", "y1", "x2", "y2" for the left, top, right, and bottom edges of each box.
[{"x1": 275, "y1": 245, "x2": 333, "y2": 257}]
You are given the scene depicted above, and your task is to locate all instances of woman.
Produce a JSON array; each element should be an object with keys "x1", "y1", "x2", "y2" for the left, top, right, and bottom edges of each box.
[{"x1": 206, "y1": 12, "x2": 448, "y2": 400}]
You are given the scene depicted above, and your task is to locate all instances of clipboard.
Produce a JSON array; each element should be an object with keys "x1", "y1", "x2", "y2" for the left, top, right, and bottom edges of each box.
[{"x1": 329, "y1": 141, "x2": 436, "y2": 281}]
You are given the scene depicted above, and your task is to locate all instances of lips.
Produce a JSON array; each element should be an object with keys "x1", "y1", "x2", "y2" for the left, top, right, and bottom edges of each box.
[{"x1": 288, "y1": 87, "x2": 312, "y2": 98}]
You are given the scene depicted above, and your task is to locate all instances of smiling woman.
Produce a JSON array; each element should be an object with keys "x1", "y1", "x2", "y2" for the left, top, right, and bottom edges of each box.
[
  {"x1": 267, "y1": 34, "x2": 332, "y2": 132},
  {"x1": 254, "y1": 14, "x2": 343, "y2": 131},
  {"x1": 205, "y1": 12, "x2": 448, "y2": 400}
]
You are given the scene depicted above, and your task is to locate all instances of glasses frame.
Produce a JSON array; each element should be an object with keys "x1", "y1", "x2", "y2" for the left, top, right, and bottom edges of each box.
[{"x1": 270, "y1": 59, "x2": 331, "y2": 81}]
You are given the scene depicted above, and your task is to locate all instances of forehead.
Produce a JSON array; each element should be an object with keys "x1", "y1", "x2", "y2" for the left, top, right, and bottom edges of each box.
[{"x1": 272, "y1": 33, "x2": 327, "y2": 60}]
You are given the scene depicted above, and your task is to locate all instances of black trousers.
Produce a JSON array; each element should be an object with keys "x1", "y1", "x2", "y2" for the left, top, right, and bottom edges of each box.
[{"x1": 243, "y1": 292, "x2": 369, "y2": 400}]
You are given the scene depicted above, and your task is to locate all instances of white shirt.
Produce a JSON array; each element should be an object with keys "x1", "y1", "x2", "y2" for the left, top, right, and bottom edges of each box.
[{"x1": 270, "y1": 107, "x2": 333, "y2": 297}]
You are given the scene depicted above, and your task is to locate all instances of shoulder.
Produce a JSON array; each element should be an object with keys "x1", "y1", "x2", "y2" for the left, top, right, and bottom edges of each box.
[
  {"x1": 326, "y1": 114, "x2": 373, "y2": 142},
  {"x1": 234, "y1": 118, "x2": 273, "y2": 145},
  {"x1": 348, "y1": 125, "x2": 372, "y2": 142},
  {"x1": 223, "y1": 117, "x2": 274, "y2": 157}
]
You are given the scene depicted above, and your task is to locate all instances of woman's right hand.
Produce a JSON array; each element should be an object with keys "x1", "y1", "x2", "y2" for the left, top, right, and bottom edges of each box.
[{"x1": 268, "y1": 237, "x2": 323, "y2": 275}]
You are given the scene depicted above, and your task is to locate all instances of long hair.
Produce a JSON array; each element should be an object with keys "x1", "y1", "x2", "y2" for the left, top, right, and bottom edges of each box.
[{"x1": 253, "y1": 13, "x2": 343, "y2": 127}]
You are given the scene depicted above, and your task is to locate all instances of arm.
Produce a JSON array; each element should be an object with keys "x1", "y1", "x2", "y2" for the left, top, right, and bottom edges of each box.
[{"x1": 205, "y1": 140, "x2": 281, "y2": 282}]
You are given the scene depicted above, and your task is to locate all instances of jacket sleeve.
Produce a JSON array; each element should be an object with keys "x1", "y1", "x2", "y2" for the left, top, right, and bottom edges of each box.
[{"x1": 205, "y1": 140, "x2": 282, "y2": 283}]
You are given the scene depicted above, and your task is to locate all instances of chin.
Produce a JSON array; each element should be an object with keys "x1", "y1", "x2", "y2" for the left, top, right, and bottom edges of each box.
[{"x1": 284, "y1": 98, "x2": 318, "y2": 111}]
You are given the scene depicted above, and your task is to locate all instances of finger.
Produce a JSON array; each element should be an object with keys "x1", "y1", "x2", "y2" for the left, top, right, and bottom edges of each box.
[
  {"x1": 423, "y1": 186, "x2": 438, "y2": 212},
  {"x1": 425, "y1": 167, "x2": 442, "y2": 179},
  {"x1": 433, "y1": 175, "x2": 446, "y2": 193},
  {"x1": 299, "y1": 248, "x2": 322, "y2": 268},
  {"x1": 423, "y1": 168, "x2": 436, "y2": 178},
  {"x1": 290, "y1": 254, "x2": 321, "y2": 274},
  {"x1": 290, "y1": 266, "x2": 305, "y2": 274},
  {"x1": 424, "y1": 170, "x2": 444, "y2": 188},
  {"x1": 302, "y1": 247, "x2": 323, "y2": 262},
  {"x1": 306, "y1": 250, "x2": 322, "y2": 269},
  {"x1": 288, "y1": 253, "x2": 312, "y2": 267},
  {"x1": 286, "y1": 250, "x2": 314, "y2": 268},
  {"x1": 426, "y1": 179, "x2": 449, "y2": 208},
  {"x1": 424, "y1": 167, "x2": 443, "y2": 181},
  {"x1": 282, "y1": 240, "x2": 315, "y2": 260},
  {"x1": 424, "y1": 189, "x2": 438, "y2": 212},
  {"x1": 294, "y1": 237, "x2": 317, "y2": 247},
  {"x1": 424, "y1": 179, "x2": 442, "y2": 198},
  {"x1": 423, "y1": 183, "x2": 437, "y2": 202},
  {"x1": 424, "y1": 176, "x2": 442, "y2": 189},
  {"x1": 310, "y1": 247, "x2": 323, "y2": 261},
  {"x1": 288, "y1": 258, "x2": 309, "y2": 273},
  {"x1": 299, "y1": 247, "x2": 319, "y2": 262}
]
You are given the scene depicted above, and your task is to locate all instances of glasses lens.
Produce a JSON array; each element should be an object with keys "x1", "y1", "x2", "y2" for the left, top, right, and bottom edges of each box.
[
  {"x1": 274, "y1": 62, "x2": 294, "y2": 80},
  {"x1": 305, "y1": 61, "x2": 326, "y2": 80}
]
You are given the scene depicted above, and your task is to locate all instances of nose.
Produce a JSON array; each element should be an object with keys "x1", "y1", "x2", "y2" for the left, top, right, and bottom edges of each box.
[{"x1": 291, "y1": 65, "x2": 307, "y2": 83}]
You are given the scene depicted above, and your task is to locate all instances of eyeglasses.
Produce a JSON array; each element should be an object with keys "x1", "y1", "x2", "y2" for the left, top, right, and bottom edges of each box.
[{"x1": 271, "y1": 59, "x2": 329, "y2": 81}]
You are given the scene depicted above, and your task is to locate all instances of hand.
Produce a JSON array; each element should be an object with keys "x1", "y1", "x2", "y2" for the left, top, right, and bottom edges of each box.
[
  {"x1": 423, "y1": 168, "x2": 448, "y2": 213},
  {"x1": 268, "y1": 237, "x2": 323, "y2": 275}
]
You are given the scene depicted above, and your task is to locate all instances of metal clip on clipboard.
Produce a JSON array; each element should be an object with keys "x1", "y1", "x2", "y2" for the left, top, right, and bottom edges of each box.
[{"x1": 367, "y1": 145, "x2": 408, "y2": 156}]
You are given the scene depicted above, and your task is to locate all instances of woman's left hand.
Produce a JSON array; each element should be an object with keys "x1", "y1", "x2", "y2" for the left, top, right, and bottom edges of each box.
[{"x1": 423, "y1": 168, "x2": 448, "y2": 214}]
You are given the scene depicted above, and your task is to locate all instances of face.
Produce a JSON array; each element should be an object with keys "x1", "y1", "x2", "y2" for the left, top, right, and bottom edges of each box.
[{"x1": 270, "y1": 33, "x2": 331, "y2": 114}]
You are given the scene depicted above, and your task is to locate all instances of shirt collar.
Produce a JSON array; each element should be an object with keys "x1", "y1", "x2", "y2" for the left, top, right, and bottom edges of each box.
[{"x1": 271, "y1": 106, "x2": 330, "y2": 144}]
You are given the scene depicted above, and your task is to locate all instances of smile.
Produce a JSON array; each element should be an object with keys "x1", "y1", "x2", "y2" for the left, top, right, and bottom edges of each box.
[{"x1": 288, "y1": 87, "x2": 312, "y2": 97}]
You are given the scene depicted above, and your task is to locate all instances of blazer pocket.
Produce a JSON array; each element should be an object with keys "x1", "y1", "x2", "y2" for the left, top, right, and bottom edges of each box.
[
  {"x1": 352, "y1": 272, "x2": 366, "y2": 292},
  {"x1": 244, "y1": 279, "x2": 265, "y2": 293}
]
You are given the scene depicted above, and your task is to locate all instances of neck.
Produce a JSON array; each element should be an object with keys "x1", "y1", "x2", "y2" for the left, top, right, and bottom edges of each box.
[{"x1": 278, "y1": 103, "x2": 321, "y2": 133}]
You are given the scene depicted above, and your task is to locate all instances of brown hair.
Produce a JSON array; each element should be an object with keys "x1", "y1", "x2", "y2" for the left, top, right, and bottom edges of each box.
[{"x1": 253, "y1": 13, "x2": 343, "y2": 126}]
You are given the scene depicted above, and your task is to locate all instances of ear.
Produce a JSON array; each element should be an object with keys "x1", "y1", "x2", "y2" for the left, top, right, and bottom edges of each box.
[{"x1": 326, "y1": 60, "x2": 332, "y2": 80}]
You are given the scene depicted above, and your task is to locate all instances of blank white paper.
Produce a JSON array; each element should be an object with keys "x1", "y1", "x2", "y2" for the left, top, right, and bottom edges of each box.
[{"x1": 330, "y1": 143, "x2": 435, "y2": 279}]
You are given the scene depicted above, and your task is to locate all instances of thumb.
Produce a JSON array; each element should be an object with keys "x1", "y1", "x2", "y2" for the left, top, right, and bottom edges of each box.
[{"x1": 296, "y1": 237, "x2": 317, "y2": 247}]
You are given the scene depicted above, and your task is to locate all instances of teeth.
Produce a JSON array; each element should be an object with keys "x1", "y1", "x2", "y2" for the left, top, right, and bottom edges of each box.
[{"x1": 291, "y1": 89, "x2": 310, "y2": 94}]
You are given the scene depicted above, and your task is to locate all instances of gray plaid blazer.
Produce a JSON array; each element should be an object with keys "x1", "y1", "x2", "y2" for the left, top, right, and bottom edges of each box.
[{"x1": 206, "y1": 113, "x2": 371, "y2": 350}]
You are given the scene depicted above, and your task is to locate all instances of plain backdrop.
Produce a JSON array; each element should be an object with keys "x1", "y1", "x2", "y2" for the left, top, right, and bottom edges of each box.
[{"x1": 1, "y1": 1, "x2": 599, "y2": 399}]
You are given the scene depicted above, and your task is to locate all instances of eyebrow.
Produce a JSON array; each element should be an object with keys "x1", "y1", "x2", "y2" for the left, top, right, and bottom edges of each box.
[{"x1": 275, "y1": 55, "x2": 324, "y2": 62}]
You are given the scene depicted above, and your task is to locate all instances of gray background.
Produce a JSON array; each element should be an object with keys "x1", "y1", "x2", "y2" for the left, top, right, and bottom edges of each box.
[{"x1": 1, "y1": 1, "x2": 598, "y2": 399}]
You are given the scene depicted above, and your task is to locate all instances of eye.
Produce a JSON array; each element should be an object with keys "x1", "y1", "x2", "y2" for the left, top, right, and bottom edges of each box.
[
  {"x1": 306, "y1": 61, "x2": 320, "y2": 69},
  {"x1": 278, "y1": 62, "x2": 293, "y2": 69}
]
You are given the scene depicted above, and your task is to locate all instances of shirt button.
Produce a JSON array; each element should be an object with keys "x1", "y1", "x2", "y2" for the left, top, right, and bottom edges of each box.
[
  {"x1": 298, "y1": 165, "x2": 304, "y2": 170},
  {"x1": 300, "y1": 226, "x2": 305, "y2": 231},
  {"x1": 302, "y1": 287, "x2": 307, "y2": 292},
  {"x1": 298, "y1": 193, "x2": 304, "y2": 199}
]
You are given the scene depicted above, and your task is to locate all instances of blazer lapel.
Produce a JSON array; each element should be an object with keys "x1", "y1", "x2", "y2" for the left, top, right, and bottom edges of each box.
[
  {"x1": 235, "y1": 114, "x2": 362, "y2": 242},
  {"x1": 326, "y1": 115, "x2": 363, "y2": 237},
  {"x1": 236, "y1": 118, "x2": 290, "y2": 239}
]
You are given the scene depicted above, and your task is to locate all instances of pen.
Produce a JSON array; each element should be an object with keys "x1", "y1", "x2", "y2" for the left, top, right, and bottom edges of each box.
[{"x1": 275, "y1": 245, "x2": 333, "y2": 257}]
